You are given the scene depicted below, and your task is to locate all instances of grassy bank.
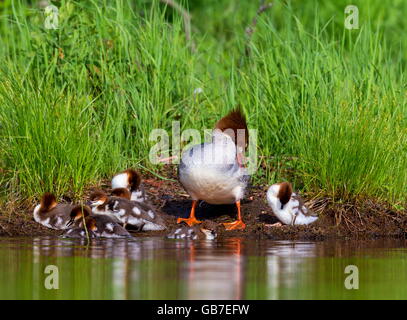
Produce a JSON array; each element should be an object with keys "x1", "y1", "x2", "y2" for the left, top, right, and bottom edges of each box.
[{"x1": 0, "y1": 0, "x2": 406, "y2": 211}]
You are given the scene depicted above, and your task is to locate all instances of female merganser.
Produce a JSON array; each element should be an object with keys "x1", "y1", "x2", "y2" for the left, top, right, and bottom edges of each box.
[
  {"x1": 33, "y1": 192, "x2": 74, "y2": 230},
  {"x1": 267, "y1": 182, "x2": 318, "y2": 225},
  {"x1": 88, "y1": 190, "x2": 166, "y2": 231},
  {"x1": 166, "y1": 225, "x2": 217, "y2": 240},
  {"x1": 178, "y1": 109, "x2": 250, "y2": 230},
  {"x1": 62, "y1": 205, "x2": 132, "y2": 238},
  {"x1": 111, "y1": 168, "x2": 147, "y2": 202}
]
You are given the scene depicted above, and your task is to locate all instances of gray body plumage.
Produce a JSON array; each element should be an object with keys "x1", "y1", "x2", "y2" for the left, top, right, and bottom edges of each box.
[
  {"x1": 166, "y1": 225, "x2": 217, "y2": 240},
  {"x1": 178, "y1": 131, "x2": 249, "y2": 204},
  {"x1": 104, "y1": 197, "x2": 166, "y2": 231},
  {"x1": 33, "y1": 203, "x2": 74, "y2": 230}
]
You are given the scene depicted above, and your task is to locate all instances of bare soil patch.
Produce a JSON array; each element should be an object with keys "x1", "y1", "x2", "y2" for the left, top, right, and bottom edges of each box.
[{"x1": 1, "y1": 168, "x2": 406, "y2": 240}]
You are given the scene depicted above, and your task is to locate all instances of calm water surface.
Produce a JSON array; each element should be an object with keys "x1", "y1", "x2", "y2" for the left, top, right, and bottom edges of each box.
[{"x1": 0, "y1": 237, "x2": 406, "y2": 299}]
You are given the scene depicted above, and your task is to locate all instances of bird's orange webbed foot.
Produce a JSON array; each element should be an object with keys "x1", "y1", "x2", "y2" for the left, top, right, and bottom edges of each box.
[
  {"x1": 178, "y1": 200, "x2": 201, "y2": 226},
  {"x1": 177, "y1": 216, "x2": 203, "y2": 227},
  {"x1": 223, "y1": 220, "x2": 246, "y2": 231}
]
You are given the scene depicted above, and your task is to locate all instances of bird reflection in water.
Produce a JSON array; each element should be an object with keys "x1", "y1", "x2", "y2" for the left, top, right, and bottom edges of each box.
[{"x1": 0, "y1": 236, "x2": 323, "y2": 299}]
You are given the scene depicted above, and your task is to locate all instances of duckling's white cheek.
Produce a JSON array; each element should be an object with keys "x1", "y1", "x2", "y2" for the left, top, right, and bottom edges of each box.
[
  {"x1": 92, "y1": 200, "x2": 104, "y2": 206},
  {"x1": 106, "y1": 223, "x2": 114, "y2": 231},
  {"x1": 132, "y1": 207, "x2": 141, "y2": 215}
]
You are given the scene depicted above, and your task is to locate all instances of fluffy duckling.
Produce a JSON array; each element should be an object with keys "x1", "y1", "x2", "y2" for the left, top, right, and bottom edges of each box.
[
  {"x1": 62, "y1": 205, "x2": 131, "y2": 238},
  {"x1": 33, "y1": 192, "x2": 75, "y2": 230},
  {"x1": 111, "y1": 187, "x2": 132, "y2": 200},
  {"x1": 111, "y1": 168, "x2": 147, "y2": 203},
  {"x1": 88, "y1": 190, "x2": 166, "y2": 231},
  {"x1": 178, "y1": 109, "x2": 250, "y2": 230},
  {"x1": 267, "y1": 182, "x2": 318, "y2": 225},
  {"x1": 167, "y1": 225, "x2": 217, "y2": 240}
]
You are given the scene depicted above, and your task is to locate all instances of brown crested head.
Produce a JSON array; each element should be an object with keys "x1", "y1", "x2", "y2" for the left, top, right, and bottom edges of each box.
[
  {"x1": 85, "y1": 217, "x2": 98, "y2": 231},
  {"x1": 125, "y1": 168, "x2": 142, "y2": 191},
  {"x1": 40, "y1": 192, "x2": 57, "y2": 212},
  {"x1": 89, "y1": 190, "x2": 108, "y2": 203},
  {"x1": 111, "y1": 187, "x2": 131, "y2": 200},
  {"x1": 214, "y1": 108, "x2": 249, "y2": 150},
  {"x1": 277, "y1": 182, "x2": 293, "y2": 206},
  {"x1": 70, "y1": 205, "x2": 92, "y2": 220}
]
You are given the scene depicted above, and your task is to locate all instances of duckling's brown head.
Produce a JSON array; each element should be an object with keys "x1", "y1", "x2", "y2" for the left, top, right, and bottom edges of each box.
[
  {"x1": 40, "y1": 192, "x2": 58, "y2": 212},
  {"x1": 111, "y1": 188, "x2": 131, "y2": 200},
  {"x1": 125, "y1": 168, "x2": 142, "y2": 191},
  {"x1": 89, "y1": 190, "x2": 108, "y2": 207},
  {"x1": 67, "y1": 205, "x2": 92, "y2": 227},
  {"x1": 277, "y1": 182, "x2": 293, "y2": 207},
  {"x1": 85, "y1": 217, "x2": 98, "y2": 232}
]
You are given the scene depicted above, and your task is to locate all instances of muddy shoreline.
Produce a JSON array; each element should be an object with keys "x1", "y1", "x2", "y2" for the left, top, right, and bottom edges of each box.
[{"x1": 1, "y1": 171, "x2": 406, "y2": 240}]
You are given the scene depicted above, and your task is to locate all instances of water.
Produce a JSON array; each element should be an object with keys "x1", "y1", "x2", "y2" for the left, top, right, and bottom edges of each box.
[{"x1": 0, "y1": 237, "x2": 406, "y2": 300}]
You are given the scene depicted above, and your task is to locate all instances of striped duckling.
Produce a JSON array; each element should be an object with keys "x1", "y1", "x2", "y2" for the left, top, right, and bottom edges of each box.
[
  {"x1": 266, "y1": 182, "x2": 318, "y2": 226},
  {"x1": 62, "y1": 205, "x2": 131, "y2": 239},
  {"x1": 33, "y1": 193, "x2": 75, "y2": 230},
  {"x1": 166, "y1": 225, "x2": 217, "y2": 240},
  {"x1": 88, "y1": 190, "x2": 166, "y2": 231},
  {"x1": 111, "y1": 168, "x2": 147, "y2": 203}
]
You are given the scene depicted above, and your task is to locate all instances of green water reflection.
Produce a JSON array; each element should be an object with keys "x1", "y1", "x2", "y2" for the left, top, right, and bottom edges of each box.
[{"x1": 0, "y1": 237, "x2": 406, "y2": 299}]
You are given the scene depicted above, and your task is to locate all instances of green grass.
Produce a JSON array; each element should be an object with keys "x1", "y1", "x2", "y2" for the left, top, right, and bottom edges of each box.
[{"x1": 0, "y1": 0, "x2": 406, "y2": 207}]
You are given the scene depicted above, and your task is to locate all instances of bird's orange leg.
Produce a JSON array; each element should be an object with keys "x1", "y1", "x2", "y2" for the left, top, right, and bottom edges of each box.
[
  {"x1": 177, "y1": 200, "x2": 202, "y2": 226},
  {"x1": 223, "y1": 201, "x2": 246, "y2": 230}
]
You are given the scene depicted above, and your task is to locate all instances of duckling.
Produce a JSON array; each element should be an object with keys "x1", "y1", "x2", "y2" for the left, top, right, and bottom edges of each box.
[
  {"x1": 88, "y1": 190, "x2": 112, "y2": 215},
  {"x1": 267, "y1": 182, "x2": 318, "y2": 225},
  {"x1": 111, "y1": 187, "x2": 131, "y2": 200},
  {"x1": 111, "y1": 187, "x2": 159, "y2": 213},
  {"x1": 33, "y1": 192, "x2": 74, "y2": 230},
  {"x1": 167, "y1": 225, "x2": 217, "y2": 240},
  {"x1": 62, "y1": 205, "x2": 132, "y2": 238},
  {"x1": 88, "y1": 190, "x2": 166, "y2": 231},
  {"x1": 62, "y1": 205, "x2": 96, "y2": 238},
  {"x1": 178, "y1": 109, "x2": 250, "y2": 230},
  {"x1": 111, "y1": 168, "x2": 147, "y2": 203}
]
